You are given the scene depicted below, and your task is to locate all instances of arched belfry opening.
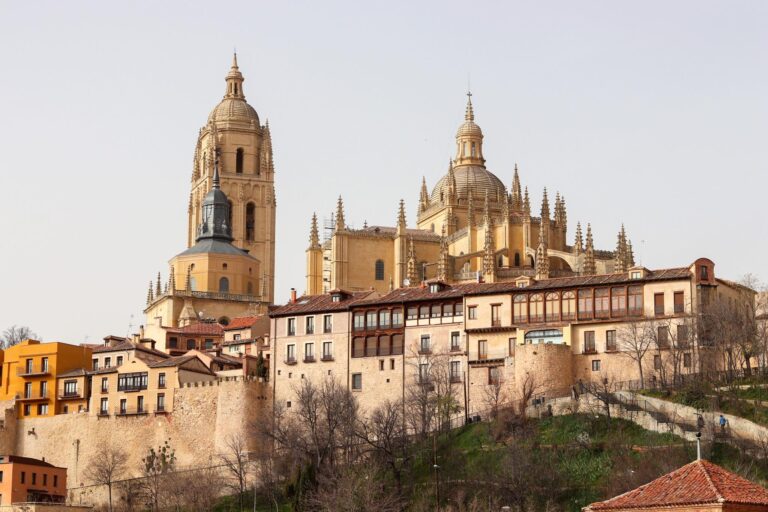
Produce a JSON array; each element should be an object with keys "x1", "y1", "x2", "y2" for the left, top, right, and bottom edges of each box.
[
  {"x1": 236, "y1": 148, "x2": 244, "y2": 174},
  {"x1": 245, "y1": 203, "x2": 256, "y2": 242}
]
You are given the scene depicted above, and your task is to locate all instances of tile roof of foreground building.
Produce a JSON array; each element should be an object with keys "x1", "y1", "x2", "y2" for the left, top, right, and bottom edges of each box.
[
  {"x1": 93, "y1": 338, "x2": 169, "y2": 358},
  {"x1": 270, "y1": 290, "x2": 376, "y2": 316},
  {"x1": 223, "y1": 315, "x2": 264, "y2": 330},
  {"x1": 584, "y1": 459, "x2": 768, "y2": 510}
]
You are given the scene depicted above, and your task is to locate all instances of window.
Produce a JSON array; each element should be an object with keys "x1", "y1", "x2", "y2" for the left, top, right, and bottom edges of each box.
[
  {"x1": 491, "y1": 304, "x2": 501, "y2": 326},
  {"x1": 514, "y1": 252, "x2": 521, "y2": 266},
  {"x1": 37, "y1": 404, "x2": 48, "y2": 415},
  {"x1": 611, "y1": 287, "x2": 626, "y2": 316},
  {"x1": 101, "y1": 378, "x2": 108, "y2": 393},
  {"x1": 158, "y1": 373, "x2": 166, "y2": 388},
  {"x1": 322, "y1": 342, "x2": 333, "y2": 360},
  {"x1": 700, "y1": 266, "x2": 708, "y2": 280},
  {"x1": 116, "y1": 356, "x2": 123, "y2": 366},
  {"x1": 353, "y1": 337, "x2": 365, "y2": 357},
  {"x1": 287, "y1": 318, "x2": 296, "y2": 336},
  {"x1": 379, "y1": 310, "x2": 391, "y2": 329},
  {"x1": 379, "y1": 335, "x2": 391, "y2": 356},
  {"x1": 304, "y1": 343, "x2": 315, "y2": 361},
  {"x1": 654, "y1": 293, "x2": 665, "y2": 316},
  {"x1": 488, "y1": 367, "x2": 500, "y2": 384},
  {"x1": 561, "y1": 291, "x2": 576, "y2": 320},
  {"x1": 25, "y1": 358, "x2": 33, "y2": 373},
  {"x1": 137, "y1": 396, "x2": 145, "y2": 413},
  {"x1": 233, "y1": 334, "x2": 241, "y2": 341},
  {"x1": 236, "y1": 147, "x2": 244, "y2": 173},
  {"x1": 119, "y1": 399, "x2": 127, "y2": 414},
  {"x1": 591, "y1": 360, "x2": 601, "y2": 372},
  {"x1": 323, "y1": 314, "x2": 332, "y2": 333},
  {"x1": 100, "y1": 398, "x2": 108, "y2": 415},
  {"x1": 118, "y1": 372, "x2": 148, "y2": 392},
  {"x1": 364, "y1": 336, "x2": 377, "y2": 357},
  {"x1": 407, "y1": 307, "x2": 418, "y2": 320},
  {"x1": 157, "y1": 393, "x2": 165, "y2": 412},
  {"x1": 654, "y1": 354, "x2": 662, "y2": 370},
  {"x1": 24, "y1": 382, "x2": 32, "y2": 398},
  {"x1": 584, "y1": 331, "x2": 596, "y2": 354},
  {"x1": 21, "y1": 472, "x2": 25, "y2": 484},
  {"x1": 43, "y1": 473, "x2": 47, "y2": 486},
  {"x1": 677, "y1": 325, "x2": 690, "y2": 347},
  {"x1": 683, "y1": 353, "x2": 692, "y2": 368},
  {"x1": 374, "y1": 260, "x2": 385, "y2": 281},
  {"x1": 366, "y1": 310, "x2": 377, "y2": 329},
  {"x1": 218, "y1": 277, "x2": 229, "y2": 293},
  {"x1": 204, "y1": 339, "x2": 214, "y2": 350},
  {"x1": 513, "y1": 294, "x2": 528, "y2": 323},
  {"x1": 478, "y1": 340, "x2": 488, "y2": 359},
  {"x1": 305, "y1": 316, "x2": 314, "y2": 335},
  {"x1": 419, "y1": 305, "x2": 430, "y2": 319},
  {"x1": 245, "y1": 203, "x2": 255, "y2": 241},
  {"x1": 419, "y1": 363, "x2": 430, "y2": 384},
  {"x1": 450, "y1": 332, "x2": 461, "y2": 352},
  {"x1": 419, "y1": 335, "x2": 431, "y2": 354},
  {"x1": 64, "y1": 380, "x2": 78, "y2": 396},
  {"x1": 545, "y1": 292, "x2": 560, "y2": 322},
  {"x1": 657, "y1": 326, "x2": 669, "y2": 348},
  {"x1": 286, "y1": 344, "x2": 296, "y2": 362},
  {"x1": 455, "y1": 302, "x2": 463, "y2": 317},
  {"x1": 509, "y1": 337, "x2": 516, "y2": 355},
  {"x1": 529, "y1": 294, "x2": 544, "y2": 322},
  {"x1": 351, "y1": 373, "x2": 362, "y2": 390},
  {"x1": 578, "y1": 289, "x2": 593, "y2": 320},
  {"x1": 41, "y1": 357, "x2": 49, "y2": 372},
  {"x1": 606, "y1": 330, "x2": 617, "y2": 351},
  {"x1": 105, "y1": 357, "x2": 112, "y2": 368},
  {"x1": 628, "y1": 286, "x2": 643, "y2": 316},
  {"x1": 353, "y1": 312, "x2": 365, "y2": 331},
  {"x1": 468, "y1": 306, "x2": 477, "y2": 320},
  {"x1": 92, "y1": 358, "x2": 99, "y2": 370},
  {"x1": 392, "y1": 334, "x2": 404, "y2": 355},
  {"x1": 392, "y1": 308, "x2": 403, "y2": 327},
  {"x1": 390, "y1": 359, "x2": 395, "y2": 370},
  {"x1": 594, "y1": 289, "x2": 610, "y2": 319},
  {"x1": 450, "y1": 361, "x2": 461, "y2": 381},
  {"x1": 431, "y1": 304, "x2": 441, "y2": 318},
  {"x1": 23, "y1": 404, "x2": 30, "y2": 416},
  {"x1": 168, "y1": 337, "x2": 178, "y2": 349},
  {"x1": 32, "y1": 473, "x2": 37, "y2": 485},
  {"x1": 674, "y1": 292, "x2": 685, "y2": 313},
  {"x1": 630, "y1": 271, "x2": 641, "y2": 279},
  {"x1": 40, "y1": 381, "x2": 48, "y2": 398},
  {"x1": 53, "y1": 475, "x2": 58, "y2": 487},
  {"x1": 186, "y1": 339, "x2": 195, "y2": 350},
  {"x1": 443, "y1": 303, "x2": 453, "y2": 317}
]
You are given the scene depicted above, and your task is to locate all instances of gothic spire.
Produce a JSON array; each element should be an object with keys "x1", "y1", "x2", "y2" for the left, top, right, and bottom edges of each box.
[
  {"x1": 482, "y1": 217, "x2": 495, "y2": 278},
  {"x1": 437, "y1": 225, "x2": 449, "y2": 282},
  {"x1": 335, "y1": 196, "x2": 346, "y2": 231},
  {"x1": 523, "y1": 186, "x2": 531, "y2": 218},
  {"x1": 511, "y1": 163, "x2": 522, "y2": 211},
  {"x1": 483, "y1": 191, "x2": 491, "y2": 228},
  {"x1": 406, "y1": 237, "x2": 418, "y2": 285},
  {"x1": 535, "y1": 241, "x2": 549, "y2": 280},
  {"x1": 467, "y1": 193, "x2": 475, "y2": 228},
  {"x1": 147, "y1": 281, "x2": 154, "y2": 305},
  {"x1": 583, "y1": 224, "x2": 596, "y2": 276},
  {"x1": 186, "y1": 265, "x2": 192, "y2": 291},
  {"x1": 540, "y1": 188, "x2": 550, "y2": 222},
  {"x1": 447, "y1": 158, "x2": 457, "y2": 204},
  {"x1": 419, "y1": 177, "x2": 430, "y2": 211},
  {"x1": 628, "y1": 240, "x2": 636, "y2": 267},
  {"x1": 309, "y1": 213, "x2": 320, "y2": 249},
  {"x1": 465, "y1": 90, "x2": 474, "y2": 121},
  {"x1": 155, "y1": 272, "x2": 162, "y2": 298},
  {"x1": 169, "y1": 266, "x2": 176, "y2": 293},
  {"x1": 397, "y1": 199, "x2": 407, "y2": 231},
  {"x1": 574, "y1": 222, "x2": 584, "y2": 255}
]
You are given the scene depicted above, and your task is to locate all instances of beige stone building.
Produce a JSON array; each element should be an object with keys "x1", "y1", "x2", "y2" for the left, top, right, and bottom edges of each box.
[
  {"x1": 143, "y1": 55, "x2": 275, "y2": 344},
  {"x1": 306, "y1": 94, "x2": 625, "y2": 296},
  {"x1": 275, "y1": 257, "x2": 753, "y2": 420}
]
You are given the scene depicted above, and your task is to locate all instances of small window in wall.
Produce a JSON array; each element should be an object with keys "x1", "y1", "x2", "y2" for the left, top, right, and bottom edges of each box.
[
  {"x1": 186, "y1": 339, "x2": 195, "y2": 350},
  {"x1": 219, "y1": 277, "x2": 229, "y2": 293},
  {"x1": 468, "y1": 306, "x2": 477, "y2": 320},
  {"x1": 514, "y1": 252, "x2": 521, "y2": 267},
  {"x1": 374, "y1": 260, "x2": 385, "y2": 281},
  {"x1": 236, "y1": 148, "x2": 244, "y2": 174},
  {"x1": 591, "y1": 360, "x2": 601, "y2": 372},
  {"x1": 654, "y1": 354, "x2": 662, "y2": 370},
  {"x1": 683, "y1": 352, "x2": 692, "y2": 368},
  {"x1": 351, "y1": 373, "x2": 362, "y2": 390}
]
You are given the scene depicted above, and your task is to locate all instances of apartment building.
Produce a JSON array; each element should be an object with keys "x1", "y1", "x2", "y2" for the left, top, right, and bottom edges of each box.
[
  {"x1": 92, "y1": 352, "x2": 215, "y2": 417},
  {"x1": 0, "y1": 340, "x2": 93, "y2": 417},
  {"x1": 164, "y1": 323, "x2": 224, "y2": 356},
  {"x1": 0, "y1": 455, "x2": 67, "y2": 505},
  {"x1": 91, "y1": 336, "x2": 169, "y2": 371}
]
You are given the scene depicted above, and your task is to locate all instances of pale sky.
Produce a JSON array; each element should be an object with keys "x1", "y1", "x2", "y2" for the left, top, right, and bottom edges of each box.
[{"x1": 0, "y1": 1, "x2": 766, "y2": 343}]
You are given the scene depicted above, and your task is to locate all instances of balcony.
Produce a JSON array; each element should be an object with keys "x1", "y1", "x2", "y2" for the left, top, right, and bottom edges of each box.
[
  {"x1": 97, "y1": 409, "x2": 110, "y2": 417},
  {"x1": 303, "y1": 355, "x2": 316, "y2": 363},
  {"x1": 118, "y1": 385, "x2": 147, "y2": 393},
  {"x1": 115, "y1": 406, "x2": 149, "y2": 417},
  {"x1": 154, "y1": 406, "x2": 168, "y2": 414},
  {"x1": 18, "y1": 391, "x2": 49, "y2": 401},
  {"x1": 58, "y1": 392, "x2": 82, "y2": 400},
  {"x1": 583, "y1": 347, "x2": 597, "y2": 355},
  {"x1": 284, "y1": 357, "x2": 297, "y2": 365},
  {"x1": 321, "y1": 355, "x2": 334, "y2": 362},
  {"x1": 17, "y1": 366, "x2": 50, "y2": 377},
  {"x1": 605, "y1": 344, "x2": 618, "y2": 353}
]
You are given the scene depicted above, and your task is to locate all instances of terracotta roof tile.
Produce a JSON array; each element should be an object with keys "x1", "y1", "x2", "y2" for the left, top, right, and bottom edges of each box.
[
  {"x1": 165, "y1": 323, "x2": 224, "y2": 335},
  {"x1": 93, "y1": 340, "x2": 169, "y2": 358},
  {"x1": 223, "y1": 316, "x2": 264, "y2": 330},
  {"x1": 270, "y1": 290, "x2": 376, "y2": 317},
  {"x1": 586, "y1": 459, "x2": 768, "y2": 510}
]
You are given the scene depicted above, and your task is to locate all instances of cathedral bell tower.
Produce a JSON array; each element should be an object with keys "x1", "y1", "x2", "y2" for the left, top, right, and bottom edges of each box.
[{"x1": 188, "y1": 54, "x2": 276, "y2": 303}]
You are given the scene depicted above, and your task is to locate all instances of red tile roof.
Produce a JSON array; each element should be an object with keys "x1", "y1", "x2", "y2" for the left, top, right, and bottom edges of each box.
[
  {"x1": 270, "y1": 290, "x2": 376, "y2": 317},
  {"x1": 585, "y1": 459, "x2": 768, "y2": 510},
  {"x1": 165, "y1": 323, "x2": 224, "y2": 335},
  {"x1": 223, "y1": 316, "x2": 263, "y2": 331}
]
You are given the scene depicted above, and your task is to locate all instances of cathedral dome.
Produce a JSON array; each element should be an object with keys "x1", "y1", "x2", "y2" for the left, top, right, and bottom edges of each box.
[
  {"x1": 456, "y1": 119, "x2": 483, "y2": 138},
  {"x1": 430, "y1": 164, "x2": 507, "y2": 204},
  {"x1": 207, "y1": 98, "x2": 260, "y2": 124}
]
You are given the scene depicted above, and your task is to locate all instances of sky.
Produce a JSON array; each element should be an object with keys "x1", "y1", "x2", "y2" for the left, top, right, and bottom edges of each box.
[{"x1": 0, "y1": 1, "x2": 766, "y2": 343}]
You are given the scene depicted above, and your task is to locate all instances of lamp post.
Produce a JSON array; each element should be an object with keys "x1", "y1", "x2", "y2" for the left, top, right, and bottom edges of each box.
[{"x1": 433, "y1": 463, "x2": 441, "y2": 511}]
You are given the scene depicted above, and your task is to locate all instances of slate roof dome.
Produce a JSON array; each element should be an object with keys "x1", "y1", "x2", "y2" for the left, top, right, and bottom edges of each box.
[{"x1": 430, "y1": 165, "x2": 507, "y2": 204}]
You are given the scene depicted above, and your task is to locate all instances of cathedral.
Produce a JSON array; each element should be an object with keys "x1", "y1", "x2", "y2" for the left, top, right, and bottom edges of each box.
[
  {"x1": 306, "y1": 94, "x2": 633, "y2": 295},
  {"x1": 143, "y1": 55, "x2": 276, "y2": 345}
]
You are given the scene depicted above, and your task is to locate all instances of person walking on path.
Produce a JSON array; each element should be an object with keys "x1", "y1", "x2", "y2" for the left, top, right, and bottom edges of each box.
[{"x1": 719, "y1": 414, "x2": 728, "y2": 433}]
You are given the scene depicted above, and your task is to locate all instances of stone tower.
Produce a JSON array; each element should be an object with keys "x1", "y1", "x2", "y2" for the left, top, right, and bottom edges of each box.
[{"x1": 188, "y1": 54, "x2": 276, "y2": 303}]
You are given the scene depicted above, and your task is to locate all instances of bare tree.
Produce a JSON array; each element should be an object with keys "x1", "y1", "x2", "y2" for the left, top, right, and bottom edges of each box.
[
  {"x1": 140, "y1": 439, "x2": 176, "y2": 512},
  {"x1": 355, "y1": 399, "x2": 408, "y2": 495},
  {"x1": 617, "y1": 319, "x2": 652, "y2": 388},
  {"x1": 84, "y1": 446, "x2": 128, "y2": 512},
  {"x1": 514, "y1": 372, "x2": 543, "y2": 419},
  {"x1": 1, "y1": 325, "x2": 38, "y2": 348},
  {"x1": 405, "y1": 348, "x2": 463, "y2": 436},
  {"x1": 581, "y1": 374, "x2": 616, "y2": 419},
  {"x1": 163, "y1": 466, "x2": 224, "y2": 512},
  {"x1": 483, "y1": 372, "x2": 509, "y2": 419},
  {"x1": 305, "y1": 461, "x2": 402, "y2": 512},
  {"x1": 219, "y1": 434, "x2": 250, "y2": 511}
]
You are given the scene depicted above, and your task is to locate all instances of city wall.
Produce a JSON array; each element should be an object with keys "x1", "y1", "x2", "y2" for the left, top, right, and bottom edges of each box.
[{"x1": 0, "y1": 379, "x2": 269, "y2": 504}]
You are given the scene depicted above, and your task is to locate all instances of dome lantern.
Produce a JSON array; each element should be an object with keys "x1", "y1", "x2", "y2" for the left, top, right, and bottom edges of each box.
[{"x1": 454, "y1": 91, "x2": 485, "y2": 166}]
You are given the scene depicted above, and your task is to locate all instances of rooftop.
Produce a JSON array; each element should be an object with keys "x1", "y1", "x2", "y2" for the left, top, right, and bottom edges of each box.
[{"x1": 270, "y1": 290, "x2": 376, "y2": 317}]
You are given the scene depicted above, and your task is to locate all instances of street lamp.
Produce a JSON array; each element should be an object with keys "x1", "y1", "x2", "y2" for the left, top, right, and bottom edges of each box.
[{"x1": 433, "y1": 463, "x2": 441, "y2": 511}]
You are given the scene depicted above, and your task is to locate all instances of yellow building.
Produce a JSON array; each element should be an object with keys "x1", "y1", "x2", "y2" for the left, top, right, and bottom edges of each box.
[
  {"x1": 306, "y1": 94, "x2": 626, "y2": 295},
  {"x1": 143, "y1": 55, "x2": 274, "y2": 346},
  {"x1": 0, "y1": 340, "x2": 93, "y2": 417}
]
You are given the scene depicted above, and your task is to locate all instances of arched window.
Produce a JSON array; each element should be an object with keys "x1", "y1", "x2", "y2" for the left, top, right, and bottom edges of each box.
[
  {"x1": 247, "y1": 281, "x2": 253, "y2": 295},
  {"x1": 514, "y1": 252, "x2": 521, "y2": 267},
  {"x1": 189, "y1": 277, "x2": 197, "y2": 291},
  {"x1": 236, "y1": 148, "x2": 244, "y2": 174},
  {"x1": 545, "y1": 292, "x2": 560, "y2": 322},
  {"x1": 530, "y1": 294, "x2": 544, "y2": 322},
  {"x1": 245, "y1": 203, "x2": 255, "y2": 241},
  {"x1": 471, "y1": 142, "x2": 476, "y2": 157},
  {"x1": 374, "y1": 260, "x2": 385, "y2": 281},
  {"x1": 562, "y1": 291, "x2": 576, "y2": 320},
  {"x1": 513, "y1": 294, "x2": 528, "y2": 324},
  {"x1": 219, "y1": 277, "x2": 229, "y2": 293}
]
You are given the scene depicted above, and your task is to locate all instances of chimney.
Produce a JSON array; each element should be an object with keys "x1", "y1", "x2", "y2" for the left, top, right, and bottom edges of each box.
[
  {"x1": 290, "y1": 288, "x2": 297, "y2": 304},
  {"x1": 139, "y1": 339, "x2": 156, "y2": 351}
]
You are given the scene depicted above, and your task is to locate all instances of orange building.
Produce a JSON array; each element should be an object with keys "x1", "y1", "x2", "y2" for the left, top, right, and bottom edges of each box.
[
  {"x1": 0, "y1": 340, "x2": 93, "y2": 417},
  {"x1": 0, "y1": 455, "x2": 67, "y2": 505}
]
